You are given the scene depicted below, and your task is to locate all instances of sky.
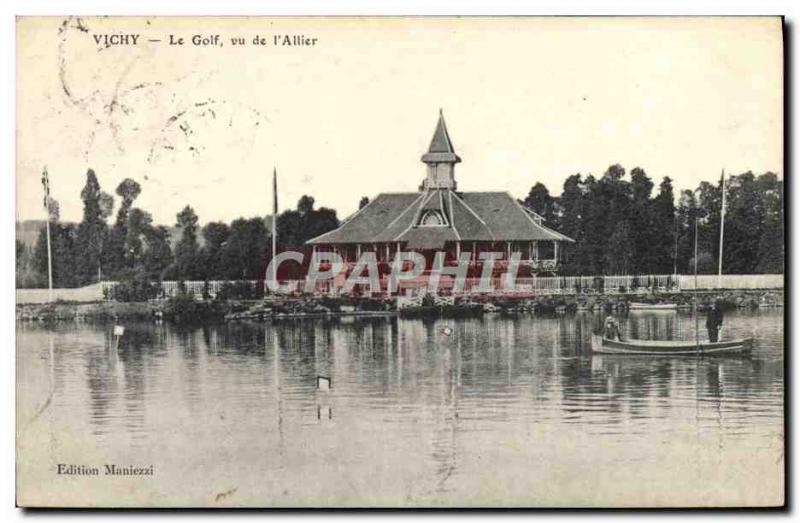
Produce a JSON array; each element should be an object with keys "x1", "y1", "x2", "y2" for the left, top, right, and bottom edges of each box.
[{"x1": 16, "y1": 16, "x2": 783, "y2": 225}]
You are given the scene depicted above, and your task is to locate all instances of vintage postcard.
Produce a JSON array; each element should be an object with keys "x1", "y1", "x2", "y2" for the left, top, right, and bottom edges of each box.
[{"x1": 15, "y1": 16, "x2": 784, "y2": 508}]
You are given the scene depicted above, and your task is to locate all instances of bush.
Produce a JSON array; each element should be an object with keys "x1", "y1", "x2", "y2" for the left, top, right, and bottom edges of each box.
[
  {"x1": 106, "y1": 275, "x2": 161, "y2": 302},
  {"x1": 165, "y1": 292, "x2": 228, "y2": 322},
  {"x1": 215, "y1": 281, "x2": 264, "y2": 301}
]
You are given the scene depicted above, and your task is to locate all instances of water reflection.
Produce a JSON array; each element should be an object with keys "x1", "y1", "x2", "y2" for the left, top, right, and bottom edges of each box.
[{"x1": 16, "y1": 309, "x2": 784, "y2": 505}]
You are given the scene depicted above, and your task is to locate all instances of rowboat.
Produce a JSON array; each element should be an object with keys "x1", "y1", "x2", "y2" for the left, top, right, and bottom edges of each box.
[
  {"x1": 591, "y1": 335, "x2": 752, "y2": 356},
  {"x1": 628, "y1": 302, "x2": 677, "y2": 311}
]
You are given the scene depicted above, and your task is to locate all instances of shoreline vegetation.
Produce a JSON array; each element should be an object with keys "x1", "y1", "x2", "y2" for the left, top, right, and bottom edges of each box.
[{"x1": 16, "y1": 289, "x2": 784, "y2": 324}]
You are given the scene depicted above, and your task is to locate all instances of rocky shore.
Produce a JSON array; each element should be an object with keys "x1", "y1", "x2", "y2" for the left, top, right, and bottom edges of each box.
[{"x1": 16, "y1": 289, "x2": 783, "y2": 324}]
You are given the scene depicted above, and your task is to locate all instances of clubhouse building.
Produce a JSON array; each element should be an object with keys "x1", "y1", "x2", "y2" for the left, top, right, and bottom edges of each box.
[{"x1": 306, "y1": 112, "x2": 574, "y2": 275}]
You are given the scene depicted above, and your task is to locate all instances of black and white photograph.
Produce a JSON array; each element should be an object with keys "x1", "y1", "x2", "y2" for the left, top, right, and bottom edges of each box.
[{"x1": 13, "y1": 16, "x2": 784, "y2": 508}]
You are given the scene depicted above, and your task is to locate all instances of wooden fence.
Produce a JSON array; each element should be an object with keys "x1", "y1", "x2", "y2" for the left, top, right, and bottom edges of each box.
[
  {"x1": 676, "y1": 274, "x2": 784, "y2": 290},
  {"x1": 101, "y1": 280, "x2": 262, "y2": 299}
]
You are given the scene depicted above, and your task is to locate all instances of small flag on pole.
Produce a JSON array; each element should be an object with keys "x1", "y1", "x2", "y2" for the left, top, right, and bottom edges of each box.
[
  {"x1": 41, "y1": 166, "x2": 54, "y2": 301},
  {"x1": 41, "y1": 166, "x2": 50, "y2": 209}
]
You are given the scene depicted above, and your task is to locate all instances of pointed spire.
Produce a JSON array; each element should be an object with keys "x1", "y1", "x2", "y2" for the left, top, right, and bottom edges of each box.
[
  {"x1": 428, "y1": 109, "x2": 454, "y2": 153},
  {"x1": 421, "y1": 110, "x2": 461, "y2": 164}
]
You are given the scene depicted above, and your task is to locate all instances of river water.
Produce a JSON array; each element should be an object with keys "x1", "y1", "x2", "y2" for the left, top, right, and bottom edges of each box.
[{"x1": 16, "y1": 309, "x2": 784, "y2": 507}]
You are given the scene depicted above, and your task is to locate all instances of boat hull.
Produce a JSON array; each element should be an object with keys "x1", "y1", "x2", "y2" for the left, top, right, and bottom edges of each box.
[
  {"x1": 591, "y1": 335, "x2": 752, "y2": 356},
  {"x1": 628, "y1": 302, "x2": 677, "y2": 311}
]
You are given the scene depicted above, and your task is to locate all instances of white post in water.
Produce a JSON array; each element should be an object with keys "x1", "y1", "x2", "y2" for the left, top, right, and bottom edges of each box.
[
  {"x1": 718, "y1": 168, "x2": 726, "y2": 290},
  {"x1": 41, "y1": 166, "x2": 54, "y2": 303},
  {"x1": 113, "y1": 324, "x2": 125, "y2": 351}
]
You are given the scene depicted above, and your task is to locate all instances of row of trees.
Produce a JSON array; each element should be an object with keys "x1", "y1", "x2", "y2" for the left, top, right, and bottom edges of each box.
[
  {"x1": 169, "y1": 195, "x2": 337, "y2": 280},
  {"x1": 16, "y1": 169, "x2": 339, "y2": 288},
  {"x1": 16, "y1": 165, "x2": 783, "y2": 288},
  {"x1": 522, "y1": 165, "x2": 783, "y2": 275}
]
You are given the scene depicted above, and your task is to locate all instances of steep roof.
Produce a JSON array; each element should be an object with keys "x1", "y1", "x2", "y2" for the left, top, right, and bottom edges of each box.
[
  {"x1": 421, "y1": 111, "x2": 461, "y2": 164},
  {"x1": 307, "y1": 193, "x2": 421, "y2": 245},
  {"x1": 307, "y1": 190, "x2": 574, "y2": 246},
  {"x1": 459, "y1": 192, "x2": 575, "y2": 243}
]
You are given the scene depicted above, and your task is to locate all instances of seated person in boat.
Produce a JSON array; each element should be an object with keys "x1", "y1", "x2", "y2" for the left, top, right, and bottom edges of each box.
[
  {"x1": 706, "y1": 301, "x2": 724, "y2": 342},
  {"x1": 603, "y1": 316, "x2": 622, "y2": 341}
]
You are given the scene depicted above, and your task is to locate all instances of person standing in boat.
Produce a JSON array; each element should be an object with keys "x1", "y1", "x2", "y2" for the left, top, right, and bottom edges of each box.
[
  {"x1": 603, "y1": 316, "x2": 622, "y2": 341},
  {"x1": 706, "y1": 301, "x2": 724, "y2": 342}
]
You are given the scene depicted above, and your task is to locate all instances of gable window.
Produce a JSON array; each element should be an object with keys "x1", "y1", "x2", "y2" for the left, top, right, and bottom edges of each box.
[{"x1": 419, "y1": 210, "x2": 446, "y2": 227}]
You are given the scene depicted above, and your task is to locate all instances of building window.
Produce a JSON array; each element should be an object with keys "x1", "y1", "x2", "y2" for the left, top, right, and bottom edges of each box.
[{"x1": 419, "y1": 210, "x2": 446, "y2": 227}]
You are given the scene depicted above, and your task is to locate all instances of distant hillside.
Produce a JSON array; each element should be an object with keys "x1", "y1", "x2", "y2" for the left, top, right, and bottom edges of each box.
[
  {"x1": 16, "y1": 220, "x2": 186, "y2": 249},
  {"x1": 15, "y1": 220, "x2": 68, "y2": 248}
]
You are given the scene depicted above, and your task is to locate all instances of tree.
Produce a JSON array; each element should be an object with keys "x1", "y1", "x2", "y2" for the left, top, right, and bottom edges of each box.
[
  {"x1": 75, "y1": 169, "x2": 109, "y2": 284},
  {"x1": 524, "y1": 182, "x2": 558, "y2": 226},
  {"x1": 578, "y1": 174, "x2": 608, "y2": 274},
  {"x1": 201, "y1": 222, "x2": 230, "y2": 279},
  {"x1": 722, "y1": 172, "x2": 766, "y2": 274},
  {"x1": 34, "y1": 222, "x2": 80, "y2": 287},
  {"x1": 114, "y1": 179, "x2": 139, "y2": 221},
  {"x1": 629, "y1": 167, "x2": 654, "y2": 272},
  {"x1": 558, "y1": 174, "x2": 585, "y2": 273},
  {"x1": 303, "y1": 206, "x2": 338, "y2": 244},
  {"x1": 46, "y1": 198, "x2": 60, "y2": 222},
  {"x1": 277, "y1": 195, "x2": 339, "y2": 247},
  {"x1": 16, "y1": 240, "x2": 42, "y2": 288},
  {"x1": 605, "y1": 221, "x2": 633, "y2": 275},
  {"x1": 651, "y1": 177, "x2": 676, "y2": 273},
  {"x1": 124, "y1": 208, "x2": 153, "y2": 268},
  {"x1": 221, "y1": 218, "x2": 269, "y2": 279},
  {"x1": 276, "y1": 209, "x2": 303, "y2": 248},
  {"x1": 172, "y1": 205, "x2": 201, "y2": 279},
  {"x1": 99, "y1": 192, "x2": 115, "y2": 221},
  {"x1": 15, "y1": 240, "x2": 24, "y2": 264},
  {"x1": 695, "y1": 180, "x2": 722, "y2": 274},
  {"x1": 298, "y1": 195, "x2": 315, "y2": 215},
  {"x1": 755, "y1": 173, "x2": 783, "y2": 273},
  {"x1": 141, "y1": 225, "x2": 173, "y2": 280},
  {"x1": 676, "y1": 189, "x2": 698, "y2": 274},
  {"x1": 107, "y1": 178, "x2": 141, "y2": 274},
  {"x1": 25, "y1": 196, "x2": 79, "y2": 288}
]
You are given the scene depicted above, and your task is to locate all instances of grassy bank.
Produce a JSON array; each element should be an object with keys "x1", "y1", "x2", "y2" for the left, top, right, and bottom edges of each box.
[{"x1": 16, "y1": 298, "x2": 240, "y2": 323}]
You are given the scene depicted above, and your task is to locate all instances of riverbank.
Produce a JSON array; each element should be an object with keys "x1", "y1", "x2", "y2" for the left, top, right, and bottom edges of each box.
[{"x1": 16, "y1": 289, "x2": 783, "y2": 324}]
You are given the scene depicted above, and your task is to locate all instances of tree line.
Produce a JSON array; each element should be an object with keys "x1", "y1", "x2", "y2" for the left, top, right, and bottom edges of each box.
[
  {"x1": 16, "y1": 170, "x2": 338, "y2": 288},
  {"x1": 523, "y1": 165, "x2": 783, "y2": 275},
  {"x1": 15, "y1": 165, "x2": 782, "y2": 288}
]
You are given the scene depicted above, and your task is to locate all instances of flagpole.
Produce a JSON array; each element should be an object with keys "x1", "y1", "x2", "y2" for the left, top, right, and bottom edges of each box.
[
  {"x1": 673, "y1": 214, "x2": 678, "y2": 278},
  {"x1": 717, "y1": 168, "x2": 726, "y2": 289},
  {"x1": 45, "y1": 211, "x2": 53, "y2": 303},
  {"x1": 694, "y1": 214, "x2": 699, "y2": 356},
  {"x1": 42, "y1": 167, "x2": 53, "y2": 303},
  {"x1": 271, "y1": 167, "x2": 278, "y2": 288}
]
